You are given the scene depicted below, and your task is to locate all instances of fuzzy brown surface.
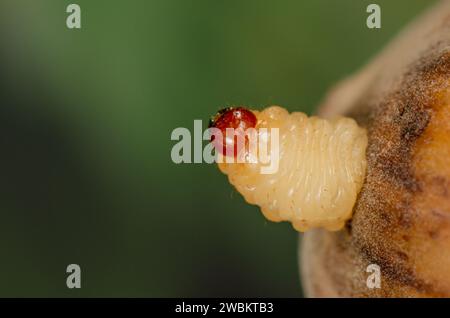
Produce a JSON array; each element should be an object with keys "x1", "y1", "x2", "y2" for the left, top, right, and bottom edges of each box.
[{"x1": 300, "y1": 0, "x2": 450, "y2": 297}]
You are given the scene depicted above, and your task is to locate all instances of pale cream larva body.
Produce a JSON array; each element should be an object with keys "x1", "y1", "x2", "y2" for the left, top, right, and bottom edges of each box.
[{"x1": 218, "y1": 106, "x2": 368, "y2": 231}]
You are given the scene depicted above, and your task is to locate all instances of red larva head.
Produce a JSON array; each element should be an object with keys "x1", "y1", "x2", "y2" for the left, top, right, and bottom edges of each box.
[{"x1": 209, "y1": 107, "x2": 257, "y2": 157}]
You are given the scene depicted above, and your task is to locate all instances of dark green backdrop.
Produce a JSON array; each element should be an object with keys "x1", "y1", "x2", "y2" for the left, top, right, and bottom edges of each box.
[{"x1": 0, "y1": 0, "x2": 435, "y2": 297}]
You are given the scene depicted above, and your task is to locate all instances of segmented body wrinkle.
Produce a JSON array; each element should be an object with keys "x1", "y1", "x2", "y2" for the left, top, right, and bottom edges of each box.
[{"x1": 216, "y1": 106, "x2": 368, "y2": 231}]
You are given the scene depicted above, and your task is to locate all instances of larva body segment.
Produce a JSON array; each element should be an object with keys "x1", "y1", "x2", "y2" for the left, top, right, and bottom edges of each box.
[{"x1": 218, "y1": 106, "x2": 368, "y2": 232}]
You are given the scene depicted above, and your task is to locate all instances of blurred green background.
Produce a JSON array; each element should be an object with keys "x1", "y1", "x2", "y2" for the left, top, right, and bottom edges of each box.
[{"x1": 0, "y1": 0, "x2": 435, "y2": 297}]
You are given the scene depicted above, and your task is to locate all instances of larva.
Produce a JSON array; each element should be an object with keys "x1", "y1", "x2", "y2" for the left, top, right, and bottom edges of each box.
[{"x1": 212, "y1": 106, "x2": 368, "y2": 231}]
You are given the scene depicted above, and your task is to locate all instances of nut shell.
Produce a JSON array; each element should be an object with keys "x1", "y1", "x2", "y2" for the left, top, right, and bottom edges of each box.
[{"x1": 300, "y1": 0, "x2": 450, "y2": 297}]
